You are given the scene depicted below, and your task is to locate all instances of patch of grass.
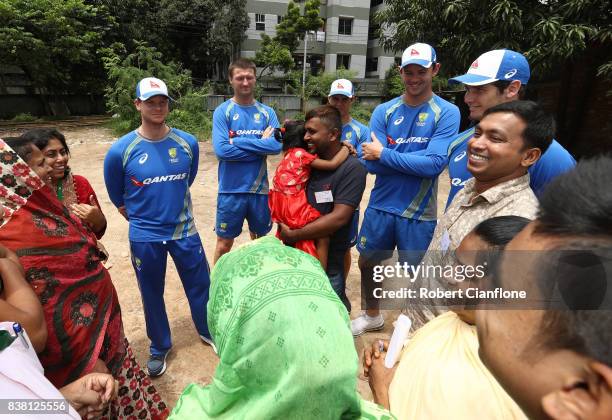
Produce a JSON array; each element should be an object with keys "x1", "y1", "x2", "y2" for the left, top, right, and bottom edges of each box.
[{"x1": 11, "y1": 113, "x2": 37, "y2": 122}]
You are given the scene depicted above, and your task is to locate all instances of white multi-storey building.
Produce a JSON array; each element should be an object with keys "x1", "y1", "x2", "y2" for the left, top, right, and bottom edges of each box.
[{"x1": 240, "y1": 0, "x2": 399, "y2": 79}]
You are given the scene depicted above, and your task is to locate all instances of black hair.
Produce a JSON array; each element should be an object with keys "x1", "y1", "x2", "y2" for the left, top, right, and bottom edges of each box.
[
  {"x1": 275, "y1": 120, "x2": 307, "y2": 152},
  {"x1": 491, "y1": 80, "x2": 526, "y2": 98},
  {"x1": 483, "y1": 100, "x2": 555, "y2": 154},
  {"x1": 305, "y1": 105, "x2": 342, "y2": 134},
  {"x1": 536, "y1": 156, "x2": 612, "y2": 237},
  {"x1": 470, "y1": 216, "x2": 530, "y2": 279},
  {"x1": 20, "y1": 128, "x2": 69, "y2": 155},
  {"x1": 3, "y1": 137, "x2": 36, "y2": 162},
  {"x1": 531, "y1": 156, "x2": 612, "y2": 365},
  {"x1": 473, "y1": 215, "x2": 531, "y2": 248}
]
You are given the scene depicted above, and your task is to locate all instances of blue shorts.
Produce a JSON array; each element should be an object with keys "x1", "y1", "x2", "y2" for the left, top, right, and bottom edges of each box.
[
  {"x1": 216, "y1": 193, "x2": 272, "y2": 239},
  {"x1": 357, "y1": 207, "x2": 436, "y2": 257}
]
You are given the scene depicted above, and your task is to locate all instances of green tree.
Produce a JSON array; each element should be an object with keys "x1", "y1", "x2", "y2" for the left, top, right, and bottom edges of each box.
[
  {"x1": 376, "y1": 0, "x2": 611, "y2": 150},
  {"x1": 0, "y1": 0, "x2": 113, "y2": 112},
  {"x1": 102, "y1": 43, "x2": 192, "y2": 129},
  {"x1": 255, "y1": 35, "x2": 294, "y2": 77},
  {"x1": 255, "y1": 0, "x2": 323, "y2": 77},
  {"x1": 143, "y1": 0, "x2": 248, "y2": 80}
]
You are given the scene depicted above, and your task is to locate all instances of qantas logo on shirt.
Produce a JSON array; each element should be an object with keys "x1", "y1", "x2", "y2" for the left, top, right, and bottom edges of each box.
[
  {"x1": 387, "y1": 136, "x2": 430, "y2": 145},
  {"x1": 454, "y1": 151, "x2": 466, "y2": 162},
  {"x1": 131, "y1": 173, "x2": 188, "y2": 187},
  {"x1": 235, "y1": 129, "x2": 264, "y2": 136},
  {"x1": 451, "y1": 178, "x2": 468, "y2": 187}
]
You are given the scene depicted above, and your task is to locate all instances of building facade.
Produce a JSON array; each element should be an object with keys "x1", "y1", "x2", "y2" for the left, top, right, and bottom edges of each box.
[{"x1": 240, "y1": 0, "x2": 399, "y2": 79}]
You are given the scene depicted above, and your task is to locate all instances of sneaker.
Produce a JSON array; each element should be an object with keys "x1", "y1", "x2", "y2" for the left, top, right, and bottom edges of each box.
[
  {"x1": 200, "y1": 334, "x2": 218, "y2": 355},
  {"x1": 147, "y1": 352, "x2": 168, "y2": 377},
  {"x1": 351, "y1": 313, "x2": 384, "y2": 336}
]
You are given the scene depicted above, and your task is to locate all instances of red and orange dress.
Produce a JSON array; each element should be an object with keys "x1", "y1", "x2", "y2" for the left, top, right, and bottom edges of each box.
[{"x1": 269, "y1": 148, "x2": 321, "y2": 257}]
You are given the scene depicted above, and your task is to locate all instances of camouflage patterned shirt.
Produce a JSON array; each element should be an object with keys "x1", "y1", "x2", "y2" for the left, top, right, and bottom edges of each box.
[{"x1": 409, "y1": 173, "x2": 538, "y2": 327}]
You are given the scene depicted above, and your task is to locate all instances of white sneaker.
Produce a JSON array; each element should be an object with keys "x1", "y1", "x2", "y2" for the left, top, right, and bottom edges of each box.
[
  {"x1": 351, "y1": 313, "x2": 384, "y2": 336},
  {"x1": 200, "y1": 335, "x2": 218, "y2": 355}
]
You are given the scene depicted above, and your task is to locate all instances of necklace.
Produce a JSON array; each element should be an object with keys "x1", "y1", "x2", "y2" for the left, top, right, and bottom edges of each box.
[{"x1": 56, "y1": 181, "x2": 63, "y2": 200}]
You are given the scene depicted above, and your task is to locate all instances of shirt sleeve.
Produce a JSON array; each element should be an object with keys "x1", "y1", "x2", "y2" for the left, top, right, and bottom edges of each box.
[
  {"x1": 333, "y1": 159, "x2": 367, "y2": 208},
  {"x1": 378, "y1": 105, "x2": 460, "y2": 178},
  {"x1": 364, "y1": 106, "x2": 403, "y2": 175},
  {"x1": 232, "y1": 109, "x2": 282, "y2": 155},
  {"x1": 298, "y1": 149, "x2": 318, "y2": 166},
  {"x1": 188, "y1": 135, "x2": 199, "y2": 186},
  {"x1": 212, "y1": 107, "x2": 260, "y2": 161},
  {"x1": 355, "y1": 124, "x2": 370, "y2": 163},
  {"x1": 528, "y1": 141, "x2": 576, "y2": 197},
  {"x1": 103, "y1": 144, "x2": 125, "y2": 208},
  {"x1": 73, "y1": 175, "x2": 107, "y2": 239}
]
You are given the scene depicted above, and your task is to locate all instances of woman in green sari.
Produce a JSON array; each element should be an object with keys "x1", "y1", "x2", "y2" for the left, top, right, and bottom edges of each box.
[{"x1": 170, "y1": 236, "x2": 393, "y2": 419}]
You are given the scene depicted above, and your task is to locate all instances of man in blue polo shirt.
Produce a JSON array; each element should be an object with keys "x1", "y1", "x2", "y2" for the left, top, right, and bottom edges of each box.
[
  {"x1": 104, "y1": 77, "x2": 213, "y2": 377},
  {"x1": 211, "y1": 58, "x2": 281, "y2": 263},
  {"x1": 446, "y1": 49, "x2": 575, "y2": 207},
  {"x1": 327, "y1": 78, "x2": 369, "y2": 280},
  {"x1": 352, "y1": 43, "x2": 460, "y2": 335}
]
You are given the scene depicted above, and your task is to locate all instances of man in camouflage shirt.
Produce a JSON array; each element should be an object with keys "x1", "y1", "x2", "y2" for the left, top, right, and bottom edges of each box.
[{"x1": 391, "y1": 101, "x2": 554, "y2": 327}]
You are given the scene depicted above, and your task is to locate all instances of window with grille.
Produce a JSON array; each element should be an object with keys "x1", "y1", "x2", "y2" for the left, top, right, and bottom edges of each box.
[
  {"x1": 336, "y1": 54, "x2": 351, "y2": 70},
  {"x1": 338, "y1": 17, "x2": 353, "y2": 35},
  {"x1": 255, "y1": 14, "x2": 265, "y2": 31}
]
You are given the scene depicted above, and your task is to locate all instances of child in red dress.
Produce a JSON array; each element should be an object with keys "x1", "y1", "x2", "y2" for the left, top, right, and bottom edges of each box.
[{"x1": 269, "y1": 120, "x2": 349, "y2": 268}]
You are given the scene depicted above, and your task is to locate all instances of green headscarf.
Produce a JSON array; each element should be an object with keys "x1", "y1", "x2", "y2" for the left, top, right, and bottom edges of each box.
[{"x1": 170, "y1": 237, "x2": 393, "y2": 419}]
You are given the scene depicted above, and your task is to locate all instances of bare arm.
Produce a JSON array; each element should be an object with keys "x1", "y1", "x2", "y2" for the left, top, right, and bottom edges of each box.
[
  {"x1": 310, "y1": 146, "x2": 349, "y2": 171},
  {"x1": 0, "y1": 250, "x2": 47, "y2": 352}
]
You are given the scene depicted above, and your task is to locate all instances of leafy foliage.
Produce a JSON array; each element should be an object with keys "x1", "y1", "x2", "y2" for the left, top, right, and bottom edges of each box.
[
  {"x1": 103, "y1": 44, "x2": 212, "y2": 139},
  {"x1": 303, "y1": 69, "x2": 357, "y2": 100},
  {"x1": 376, "y1": 0, "x2": 611, "y2": 80},
  {"x1": 255, "y1": 35, "x2": 295, "y2": 77},
  {"x1": 0, "y1": 0, "x2": 113, "y2": 96},
  {"x1": 255, "y1": 0, "x2": 323, "y2": 77},
  {"x1": 151, "y1": 0, "x2": 249, "y2": 80}
]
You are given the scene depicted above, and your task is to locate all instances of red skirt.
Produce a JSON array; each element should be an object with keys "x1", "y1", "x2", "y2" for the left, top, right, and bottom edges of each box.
[{"x1": 269, "y1": 189, "x2": 321, "y2": 258}]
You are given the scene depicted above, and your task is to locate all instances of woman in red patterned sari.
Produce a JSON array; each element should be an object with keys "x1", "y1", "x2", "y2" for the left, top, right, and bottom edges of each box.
[{"x1": 0, "y1": 138, "x2": 169, "y2": 419}]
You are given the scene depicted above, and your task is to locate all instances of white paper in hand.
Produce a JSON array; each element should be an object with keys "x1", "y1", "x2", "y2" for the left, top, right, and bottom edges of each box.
[{"x1": 384, "y1": 314, "x2": 412, "y2": 369}]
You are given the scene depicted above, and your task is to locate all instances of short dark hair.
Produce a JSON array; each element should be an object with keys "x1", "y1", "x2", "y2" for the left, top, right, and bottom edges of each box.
[
  {"x1": 491, "y1": 80, "x2": 526, "y2": 98},
  {"x1": 532, "y1": 156, "x2": 612, "y2": 365},
  {"x1": 473, "y1": 215, "x2": 531, "y2": 248},
  {"x1": 3, "y1": 136, "x2": 36, "y2": 162},
  {"x1": 20, "y1": 128, "x2": 69, "y2": 155},
  {"x1": 305, "y1": 105, "x2": 342, "y2": 134},
  {"x1": 483, "y1": 100, "x2": 555, "y2": 154},
  {"x1": 276, "y1": 120, "x2": 306, "y2": 151},
  {"x1": 536, "y1": 156, "x2": 612, "y2": 238},
  {"x1": 228, "y1": 58, "x2": 256, "y2": 78}
]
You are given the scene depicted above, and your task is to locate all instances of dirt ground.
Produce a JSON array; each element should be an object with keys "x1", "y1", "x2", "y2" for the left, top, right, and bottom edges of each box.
[{"x1": 1, "y1": 123, "x2": 450, "y2": 409}]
